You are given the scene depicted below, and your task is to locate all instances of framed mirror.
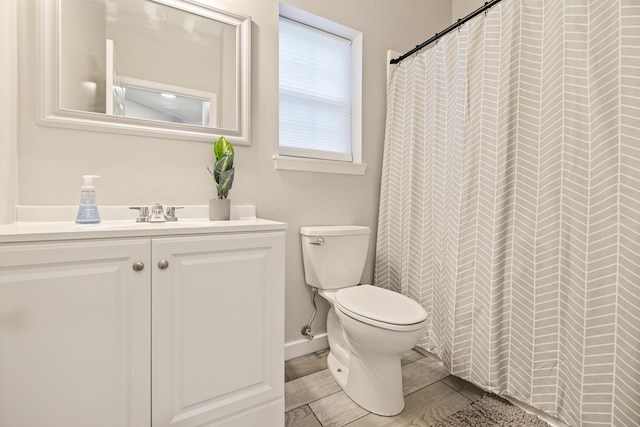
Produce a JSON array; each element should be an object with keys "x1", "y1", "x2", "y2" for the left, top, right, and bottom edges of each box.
[{"x1": 38, "y1": 0, "x2": 251, "y2": 145}]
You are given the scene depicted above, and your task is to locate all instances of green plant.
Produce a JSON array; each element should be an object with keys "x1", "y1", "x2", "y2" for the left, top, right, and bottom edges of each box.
[{"x1": 207, "y1": 136, "x2": 235, "y2": 199}]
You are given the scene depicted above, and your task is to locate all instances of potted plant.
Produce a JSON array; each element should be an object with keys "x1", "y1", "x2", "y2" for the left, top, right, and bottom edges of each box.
[{"x1": 207, "y1": 136, "x2": 235, "y2": 220}]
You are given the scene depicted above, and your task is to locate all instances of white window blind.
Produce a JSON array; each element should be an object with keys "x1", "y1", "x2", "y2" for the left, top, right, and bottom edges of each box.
[{"x1": 279, "y1": 17, "x2": 353, "y2": 162}]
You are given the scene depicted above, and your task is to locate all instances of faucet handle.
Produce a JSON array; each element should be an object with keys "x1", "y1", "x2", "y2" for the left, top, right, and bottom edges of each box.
[
  {"x1": 164, "y1": 206, "x2": 183, "y2": 221},
  {"x1": 129, "y1": 206, "x2": 150, "y2": 222},
  {"x1": 149, "y1": 203, "x2": 165, "y2": 222}
]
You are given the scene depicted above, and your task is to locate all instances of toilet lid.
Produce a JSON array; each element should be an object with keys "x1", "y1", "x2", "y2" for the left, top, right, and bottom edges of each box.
[{"x1": 335, "y1": 285, "x2": 427, "y2": 326}]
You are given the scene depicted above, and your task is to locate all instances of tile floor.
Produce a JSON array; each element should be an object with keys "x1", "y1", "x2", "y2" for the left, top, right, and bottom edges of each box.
[{"x1": 285, "y1": 348, "x2": 486, "y2": 427}]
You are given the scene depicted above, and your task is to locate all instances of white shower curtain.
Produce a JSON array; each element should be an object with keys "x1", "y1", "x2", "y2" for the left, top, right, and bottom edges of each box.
[{"x1": 375, "y1": 1, "x2": 640, "y2": 425}]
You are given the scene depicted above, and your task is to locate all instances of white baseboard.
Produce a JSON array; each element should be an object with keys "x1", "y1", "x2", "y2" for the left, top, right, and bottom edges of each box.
[{"x1": 284, "y1": 333, "x2": 328, "y2": 361}]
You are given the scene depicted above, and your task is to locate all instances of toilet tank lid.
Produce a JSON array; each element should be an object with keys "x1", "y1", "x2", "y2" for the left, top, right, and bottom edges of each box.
[{"x1": 300, "y1": 226, "x2": 370, "y2": 236}]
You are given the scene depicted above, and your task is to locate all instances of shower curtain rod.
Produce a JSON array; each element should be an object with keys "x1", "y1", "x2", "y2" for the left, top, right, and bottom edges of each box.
[{"x1": 390, "y1": 0, "x2": 504, "y2": 64}]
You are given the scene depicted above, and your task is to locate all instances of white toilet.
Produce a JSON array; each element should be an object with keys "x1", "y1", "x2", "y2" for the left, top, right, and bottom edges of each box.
[{"x1": 300, "y1": 226, "x2": 428, "y2": 416}]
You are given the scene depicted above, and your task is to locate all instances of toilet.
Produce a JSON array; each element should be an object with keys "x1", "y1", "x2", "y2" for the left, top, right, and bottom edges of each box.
[{"x1": 300, "y1": 226, "x2": 428, "y2": 416}]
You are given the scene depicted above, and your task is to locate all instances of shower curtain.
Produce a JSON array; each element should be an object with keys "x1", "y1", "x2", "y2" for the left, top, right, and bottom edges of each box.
[{"x1": 375, "y1": 0, "x2": 640, "y2": 425}]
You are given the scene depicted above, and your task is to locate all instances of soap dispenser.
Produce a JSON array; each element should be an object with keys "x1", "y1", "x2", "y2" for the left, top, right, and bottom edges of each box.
[{"x1": 75, "y1": 175, "x2": 101, "y2": 224}]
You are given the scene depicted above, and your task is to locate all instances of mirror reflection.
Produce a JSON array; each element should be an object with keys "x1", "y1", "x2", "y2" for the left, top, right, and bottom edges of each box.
[
  {"x1": 116, "y1": 83, "x2": 215, "y2": 127},
  {"x1": 60, "y1": 0, "x2": 237, "y2": 129},
  {"x1": 56, "y1": 0, "x2": 242, "y2": 133}
]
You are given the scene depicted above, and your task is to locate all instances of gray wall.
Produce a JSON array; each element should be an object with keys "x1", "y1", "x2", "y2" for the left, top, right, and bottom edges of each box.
[
  {"x1": 452, "y1": 0, "x2": 486, "y2": 21},
  {"x1": 8, "y1": 0, "x2": 452, "y2": 354},
  {"x1": 0, "y1": 0, "x2": 18, "y2": 225}
]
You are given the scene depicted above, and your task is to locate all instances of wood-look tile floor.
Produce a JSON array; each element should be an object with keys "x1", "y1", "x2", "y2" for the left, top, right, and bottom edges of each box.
[{"x1": 285, "y1": 348, "x2": 485, "y2": 427}]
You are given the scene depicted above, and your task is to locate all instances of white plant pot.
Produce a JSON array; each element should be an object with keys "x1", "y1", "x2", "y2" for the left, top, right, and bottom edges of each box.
[{"x1": 209, "y1": 198, "x2": 230, "y2": 221}]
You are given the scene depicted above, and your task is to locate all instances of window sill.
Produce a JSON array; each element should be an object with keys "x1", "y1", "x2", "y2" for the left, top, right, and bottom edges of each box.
[{"x1": 273, "y1": 155, "x2": 367, "y2": 175}]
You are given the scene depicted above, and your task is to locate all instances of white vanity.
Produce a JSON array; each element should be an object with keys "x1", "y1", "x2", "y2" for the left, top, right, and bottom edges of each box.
[{"x1": 0, "y1": 218, "x2": 286, "y2": 427}]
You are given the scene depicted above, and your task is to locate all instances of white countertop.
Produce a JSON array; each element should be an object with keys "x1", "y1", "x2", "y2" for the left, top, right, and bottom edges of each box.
[
  {"x1": 0, "y1": 218, "x2": 287, "y2": 243},
  {"x1": 1, "y1": 205, "x2": 286, "y2": 243}
]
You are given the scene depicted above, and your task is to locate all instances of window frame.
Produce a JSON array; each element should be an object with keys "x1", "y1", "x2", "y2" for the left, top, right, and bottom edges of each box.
[{"x1": 275, "y1": 3, "x2": 365, "y2": 175}]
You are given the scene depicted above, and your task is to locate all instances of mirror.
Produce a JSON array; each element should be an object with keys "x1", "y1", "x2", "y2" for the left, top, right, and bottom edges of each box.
[{"x1": 39, "y1": 0, "x2": 251, "y2": 145}]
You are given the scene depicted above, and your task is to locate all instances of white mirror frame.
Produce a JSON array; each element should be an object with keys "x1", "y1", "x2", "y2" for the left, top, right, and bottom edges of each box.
[{"x1": 37, "y1": 0, "x2": 251, "y2": 145}]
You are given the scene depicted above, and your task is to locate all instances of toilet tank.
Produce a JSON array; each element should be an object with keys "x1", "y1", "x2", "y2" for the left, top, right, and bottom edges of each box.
[{"x1": 300, "y1": 226, "x2": 370, "y2": 290}]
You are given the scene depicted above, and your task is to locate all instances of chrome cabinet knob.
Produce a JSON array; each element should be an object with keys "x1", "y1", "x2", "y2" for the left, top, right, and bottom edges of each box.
[
  {"x1": 132, "y1": 261, "x2": 145, "y2": 271},
  {"x1": 158, "y1": 259, "x2": 169, "y2": 270}
]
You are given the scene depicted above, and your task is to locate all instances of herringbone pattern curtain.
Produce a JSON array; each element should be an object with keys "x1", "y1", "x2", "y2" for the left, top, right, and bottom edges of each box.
[{"x1": 375, "y1": 1, "x2": 640, "y2": 425}]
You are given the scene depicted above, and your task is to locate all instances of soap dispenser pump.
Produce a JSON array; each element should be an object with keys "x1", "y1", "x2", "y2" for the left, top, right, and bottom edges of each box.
[{"x1": 75, "y1": 175, "x2": 101, "y2": 224}]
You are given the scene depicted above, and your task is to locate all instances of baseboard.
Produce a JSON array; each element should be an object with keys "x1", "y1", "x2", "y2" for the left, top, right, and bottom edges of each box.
[{"x1": 284, "y1": 333, "x2": 328, "y2": 361}]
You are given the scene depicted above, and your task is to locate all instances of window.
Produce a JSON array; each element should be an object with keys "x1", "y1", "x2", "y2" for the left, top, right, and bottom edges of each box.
[{"x1": 276, "y1": 4, "x2": 366, "y2": 175}]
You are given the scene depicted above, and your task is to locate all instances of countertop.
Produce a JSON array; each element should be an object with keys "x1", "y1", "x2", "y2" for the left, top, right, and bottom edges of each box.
[{"x1": 0, "y1": 218, "x2": 287, "y2": 244}]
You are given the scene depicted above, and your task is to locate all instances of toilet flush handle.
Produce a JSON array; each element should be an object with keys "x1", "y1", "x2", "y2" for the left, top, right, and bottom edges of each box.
[{"x1": 309, "y1": 237, "x2": 325, "y2": 246}]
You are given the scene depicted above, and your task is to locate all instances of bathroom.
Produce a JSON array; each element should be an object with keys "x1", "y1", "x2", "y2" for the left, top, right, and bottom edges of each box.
[
  {"x1": 1, "y1": 0, "x2": 639, "y2": 426},
  {"x1": 0, "y1": 0, "x2": 435, "y2": 355}
]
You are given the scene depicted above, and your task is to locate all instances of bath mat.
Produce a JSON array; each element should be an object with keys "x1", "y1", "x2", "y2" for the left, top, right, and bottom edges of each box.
[{"x1": 433, "y1": 394, "x2": 550, "y2": 427}]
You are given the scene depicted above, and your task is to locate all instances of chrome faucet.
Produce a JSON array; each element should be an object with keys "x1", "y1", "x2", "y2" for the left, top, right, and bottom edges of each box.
[
  {"x1": 129, "y1": 206, "x2": 150, "y2": 222},
  {"x1": 164, "y1": 206, "x2": 183, "y2": 221},
  {"x1": 130, "y1": 204, "x2": 183, "y2": 222},
  {"x1": 149, "y1": 203, "x2": 165, "y2": 222}
]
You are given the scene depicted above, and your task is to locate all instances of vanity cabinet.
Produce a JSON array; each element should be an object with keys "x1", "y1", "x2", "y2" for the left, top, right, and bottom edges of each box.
[
  {"x1": 0, "y1": 239, "x2": 152, "y2": 427},
  {"x1": 0, "y1": 226, "x2": 285, "y2": 427},
  {"x1": 152, "y1": 233, "x2": 285, "y2": 426}
]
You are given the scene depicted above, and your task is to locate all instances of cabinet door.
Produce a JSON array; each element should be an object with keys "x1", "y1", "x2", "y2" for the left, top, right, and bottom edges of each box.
[
  {"x1": 152, "y1": 232, "x2": 285, "y2": 427},
  {"x1": 0, "y1": 239, "x2": 151, "y2": 427}
]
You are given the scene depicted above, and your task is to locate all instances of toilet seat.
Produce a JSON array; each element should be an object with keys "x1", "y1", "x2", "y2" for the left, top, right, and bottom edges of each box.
[{"x1": 335, "y1": 285, "x2": 427, "y2": 332}]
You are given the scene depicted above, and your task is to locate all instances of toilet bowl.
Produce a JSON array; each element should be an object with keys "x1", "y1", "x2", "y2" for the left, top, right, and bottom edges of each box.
[
  {"x1": 300, "y1": 226, "x2": 428, "y2": 416},
  {"x1": 323, "y1": 285, "x2": 427, "y2": 415}
]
